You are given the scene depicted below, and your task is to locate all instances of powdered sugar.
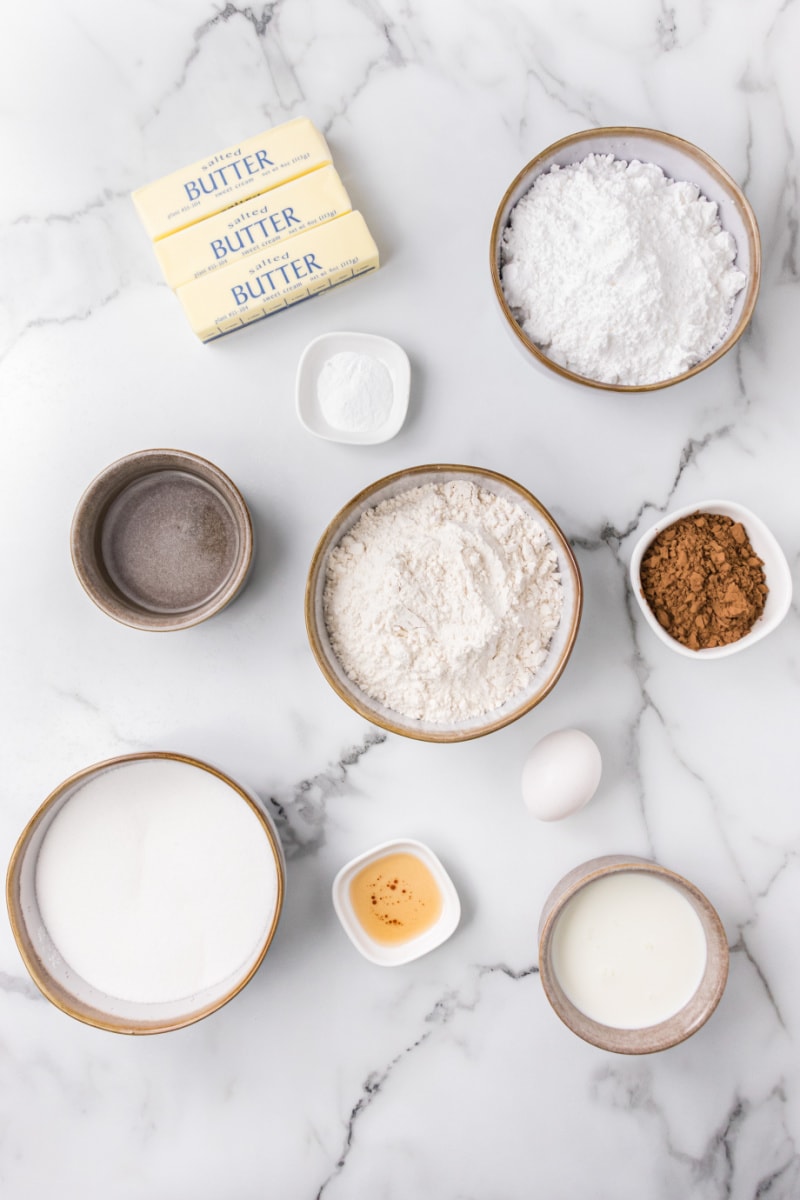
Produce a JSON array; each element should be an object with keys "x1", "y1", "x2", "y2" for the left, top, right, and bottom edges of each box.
[
  {"x1": 323, "y1": 480, "x2": 564, "y2": 723},
  {"x1": 501, "y1": 154, "x2": 746, "y2": 386}
]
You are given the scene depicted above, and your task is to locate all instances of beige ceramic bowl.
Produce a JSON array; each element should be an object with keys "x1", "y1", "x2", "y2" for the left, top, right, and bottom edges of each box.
[
  {"x1": 538, "y1": 855, "x2": 729, "y2": 1054},
  {"x1": 305, "y1": 464, "x2": 582, "y2": 743},
  {"x1": 629, "y1": 499, "x2": 792, "y2": 658},
  {"x1": 71, "y1": 448, "x2": 253, "y2": 631},
  {"x1": 490, "y1": 126, "x2": 761, "y2": 392},
  {"x1": 6, "y1": 752, "x2": 285, "y2": 1035}
]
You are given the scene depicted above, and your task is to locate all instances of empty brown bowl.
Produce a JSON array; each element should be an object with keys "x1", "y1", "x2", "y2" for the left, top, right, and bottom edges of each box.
[
  {"x1": 71, "y1": 449, "x2": 253, "y2": 631},
  {"x1": 538, "y1": 855, "x2": 729, "y2": 1053}
]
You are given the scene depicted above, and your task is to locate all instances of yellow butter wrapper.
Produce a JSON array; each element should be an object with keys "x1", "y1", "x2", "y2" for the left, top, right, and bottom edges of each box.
[
  {"x1": 154, "y1": 165, "x2": 351, "y2": 289},
  {"x1": 176, "y1": 211, "x2": 379, "y2": 343},
  {"x1": 132, "y1": 117, "x2": 332, "y2": 241}
]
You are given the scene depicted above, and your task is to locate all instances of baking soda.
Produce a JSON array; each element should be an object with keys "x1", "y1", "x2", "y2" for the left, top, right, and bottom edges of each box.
[{"x1": 318, "y1": 350, "x2": 394, "y2": 433}]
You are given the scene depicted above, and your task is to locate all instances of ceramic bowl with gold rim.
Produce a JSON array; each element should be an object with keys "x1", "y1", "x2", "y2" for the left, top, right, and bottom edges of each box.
[
  {"x1": 490, "y1": 127, "x2": 761, "y2": 393},
  {"x1": 6, "y1": 752, "x2": 285, "y2": 1035},
  {"x1": 305, "y1": 464, "x2": 582, "y2": 744},
  {"x1": 71, "y1": 448, "x2": 254, "y2": 631},
  {"x1": 538, "y1": 855, "x2": 729, "y2": 1054}
]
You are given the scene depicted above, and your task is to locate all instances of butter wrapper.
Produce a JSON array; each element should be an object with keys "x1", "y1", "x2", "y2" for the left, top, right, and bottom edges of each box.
[
  {"x1": 176, "y1": 211, "x2": 379, "y2": 343},
  {"x1": 154, "y1": 165, "x2": 351, "y2": 289},
  {"x1": 132, "y1": 117, "x2": 332, "y2": 241}
]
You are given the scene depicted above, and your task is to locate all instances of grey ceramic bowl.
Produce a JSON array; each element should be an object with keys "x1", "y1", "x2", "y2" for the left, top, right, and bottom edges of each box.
[
  {"x1": 5, "y1": 751, "x2": 285, "y2": 1035},
  {"x1": 305, "y1": 464, "x2": 582, "y2": 743},
  {"x1": 490, "y1": 126, "x2": 761, "y2": 392},
  {"x1": 538, "y1": 855, "x2": 729, "y2": 1054},
  {"x1": 71, "y1": 449, "x2": 253, "y2": 631}
]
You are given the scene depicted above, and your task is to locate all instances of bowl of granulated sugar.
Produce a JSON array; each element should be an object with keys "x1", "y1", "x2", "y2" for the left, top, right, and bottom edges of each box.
[
  {"x1": 305, "y1": 464, "x2": 583, "y2": 743},
  {"x1": 490, "y1": 127, "x2": 761, "y2": 392},
  {"x1": 6, "y1": 752, "x2": 285, "y2": 1033}
]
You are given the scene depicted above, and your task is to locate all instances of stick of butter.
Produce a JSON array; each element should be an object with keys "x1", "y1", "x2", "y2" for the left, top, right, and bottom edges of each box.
[
  {"x1": 176, "y1": 211, "x2": 379, "y2": 343},
  {"x1": 154, "y1": 165, "x2": 352, "y2": 289},
  {"x1": 132, "y1": 117, "x2": 332, "y2": 241}
]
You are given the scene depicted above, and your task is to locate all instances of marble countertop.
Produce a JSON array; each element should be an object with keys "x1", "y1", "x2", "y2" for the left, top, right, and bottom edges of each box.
[{"x1": 2, "y1": 2, "x2": 799, "y2": 1196}]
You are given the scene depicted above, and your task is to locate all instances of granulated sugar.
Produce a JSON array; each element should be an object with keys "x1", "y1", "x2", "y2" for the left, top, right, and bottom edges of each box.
[
  {"x1": 501, "y1": 154, "x2": 746, "y2": 385},
  {"x1": 35, "y1": 758, "x2": 279, "y2": 1004},
  {"x1": 323, "y1": 480, "x2": 564, "y2": 723}
]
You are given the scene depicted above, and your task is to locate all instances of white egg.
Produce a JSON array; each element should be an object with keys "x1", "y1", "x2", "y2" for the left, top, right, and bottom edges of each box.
[{"x1": 521, "y1": 729, "x2": 602, "y2": 821}]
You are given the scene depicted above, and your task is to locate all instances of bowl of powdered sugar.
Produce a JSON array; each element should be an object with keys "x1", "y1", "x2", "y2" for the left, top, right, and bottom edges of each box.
[
  {"x1": 491, "y1": 127, "x2": 761, "y2": 391},
  {"x1": 305, "y1": 465, "x2": 582, "y2": 742}
]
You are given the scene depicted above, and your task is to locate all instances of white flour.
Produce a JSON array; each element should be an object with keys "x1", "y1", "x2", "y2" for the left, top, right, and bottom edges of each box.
[
  {"x1": 323, "y1": 480, "x2": 564, "y2": 722},
  {"x1": 317, "y1": 351, "x2": 394, "y2": 433},
  {"x1": 501, "y1": 154, "x2": 746, "y2": 385}
]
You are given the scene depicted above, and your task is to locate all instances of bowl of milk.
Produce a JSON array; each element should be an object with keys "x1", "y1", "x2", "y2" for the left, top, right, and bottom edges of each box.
[
  {"x1": 538, "y1": 855, "x2": 728, "y2": 1053},
  {"x1": 6, "y1": 753, "x2": 285, "y2": 1033}
]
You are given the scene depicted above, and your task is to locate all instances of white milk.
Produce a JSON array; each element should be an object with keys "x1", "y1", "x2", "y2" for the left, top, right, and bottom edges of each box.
[
  {"x1": 551, "y1": 872, "x2": 707, "y2": 1029},
  {"x1": 35, "y1": 758, "x2": 279, "y2": 1004}
]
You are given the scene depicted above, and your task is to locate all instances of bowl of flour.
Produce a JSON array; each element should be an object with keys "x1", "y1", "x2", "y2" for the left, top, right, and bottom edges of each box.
[
  {"x1": 305, "y1": 465, "x2": 583, "y2": 742},
  {"x1": 491, "y1": 127, "x2": 761, "y2": 391}
]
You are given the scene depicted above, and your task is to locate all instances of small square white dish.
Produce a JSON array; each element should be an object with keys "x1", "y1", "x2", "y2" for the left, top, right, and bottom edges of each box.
[
  {"x1": 332, "y1": 838, "x2": 460, "y2": 966},
  {"x1": 296, "y1": 331, "x2": 410, "y2": 444}
]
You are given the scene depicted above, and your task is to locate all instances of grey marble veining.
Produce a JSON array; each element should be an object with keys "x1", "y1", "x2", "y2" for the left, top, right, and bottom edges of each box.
[{"x1": 1, "y1": 0, "x2": 799, "y2": 1197}]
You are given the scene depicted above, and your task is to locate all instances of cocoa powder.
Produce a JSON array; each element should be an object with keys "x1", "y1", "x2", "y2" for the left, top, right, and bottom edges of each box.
[{"x1": 639, "y1": 512, "x2": 768, "y2": 650}]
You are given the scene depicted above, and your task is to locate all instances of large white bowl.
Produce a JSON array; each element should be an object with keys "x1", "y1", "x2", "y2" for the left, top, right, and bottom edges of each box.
[
  {"x1": 6, "y1": 752, "x2": 285, "y2": 1034},
  {"x1": 629, "y1": 499, "x2": 792, "y2": 658}
]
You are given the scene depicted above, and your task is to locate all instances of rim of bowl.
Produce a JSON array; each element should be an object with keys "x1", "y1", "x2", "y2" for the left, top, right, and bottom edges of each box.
[
  {"x1": 70, "y1": 448, "x2": 254, "y2": 632},
  {"x1": 5, "y1": 751, "x2": 285, "y2": 1035},
  {"x1": 629, "y1": 499, "x2": 792, "y2": 659},
  {"x1": 304, "y1": 463, "x2": 583, "y2": 743},
  {"x1": 538, "y1": 855, "x2": 729, "y2": 1054},
  {"x1": 490, "y1": 126, "x2": 762, "y2": 393}
]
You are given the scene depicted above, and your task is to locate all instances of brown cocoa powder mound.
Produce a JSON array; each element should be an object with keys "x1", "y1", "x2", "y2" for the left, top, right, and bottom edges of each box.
[{"x1": 639, "y1": 513, "x2": 768, "y2": 650}]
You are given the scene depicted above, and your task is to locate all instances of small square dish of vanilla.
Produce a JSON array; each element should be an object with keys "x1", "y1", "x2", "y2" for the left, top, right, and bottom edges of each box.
[
  {"x1": 332, "y1": 838, "x2": 460, "y2": 966},
  {"x1": 296, "y1": 331, "x2": 410, "y2": 445}
]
